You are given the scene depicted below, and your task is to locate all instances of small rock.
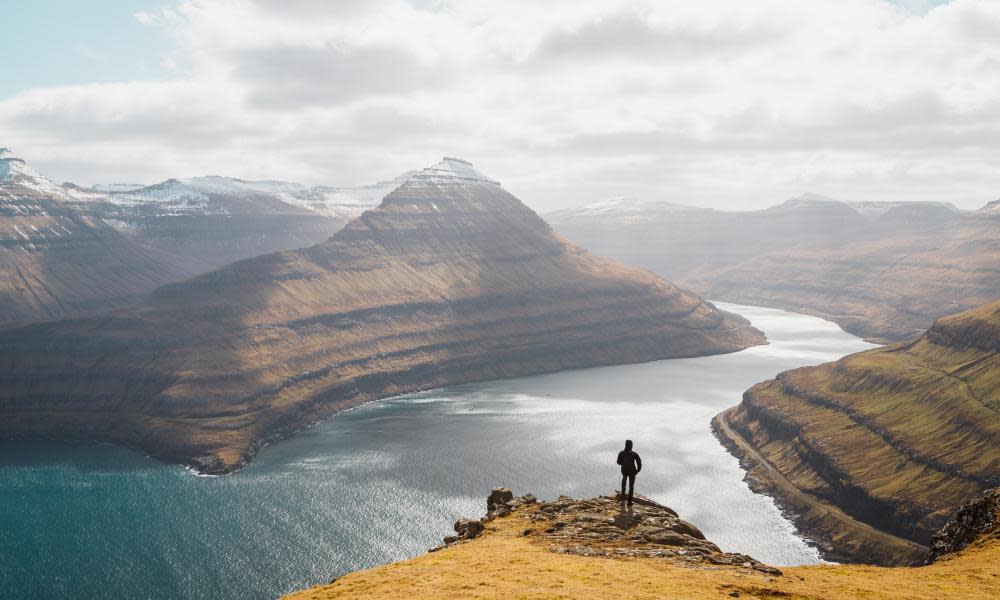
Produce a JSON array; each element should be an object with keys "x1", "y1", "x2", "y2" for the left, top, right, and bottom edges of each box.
[
  {"x1": 454, "y1": 518, "x2": 485, "y2": 540},
  {"x1": 645, "y1": 530, "x2": 691, "y2": 546},
  {"x1": 753, "y1": 564, "x2": 783, "y2": 576},
  {"x1": 671, "y1": 519, "x2": 707, "y2": 540},
  {"x1": 486, "y1": 487, "x2": 515, "y2": 518}
]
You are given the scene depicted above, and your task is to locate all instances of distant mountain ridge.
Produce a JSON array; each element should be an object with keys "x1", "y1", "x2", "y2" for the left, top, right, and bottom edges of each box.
[
  {"x1": 67, "y1": 172, "x2": 408, "y2": 219},
  {"x1": 979, "y1": 199, "x2": 1000, "y2": 214},
  {"x1": 0, "y1": 157, "x2": 763, "y2": 474},
  {"x1": 548, "y1": 192, "x2": 1000, "y2": 341},
  {"x1": 546, "y1": 195, "x2": 712, "y2": 225},
  {"x1": 552, "y1": 192, "x2": 965, "y2": 222},
  {"x1": 1, "y1": 150, "x2": 195, "y2": 326},
  {"x1": 0, "y1": 148, "x2": 404, "y2": 327}
]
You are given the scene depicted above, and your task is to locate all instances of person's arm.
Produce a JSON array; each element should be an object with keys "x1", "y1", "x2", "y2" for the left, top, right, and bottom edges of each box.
[
  {"x1": 616, "y1": 451, "x2": 623, "y2": 466},
  {"x1": 635, "y1": 453, "x2": 642, "y2": 473}
]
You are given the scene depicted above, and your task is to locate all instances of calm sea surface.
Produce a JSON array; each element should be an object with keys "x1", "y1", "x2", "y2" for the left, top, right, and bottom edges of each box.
[{"x1": 0, "y1": 303, "x2": 875, "y2": 600}]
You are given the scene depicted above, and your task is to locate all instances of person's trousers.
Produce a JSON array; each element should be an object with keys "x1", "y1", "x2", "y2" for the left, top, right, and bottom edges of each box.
[{"x1": 621, "y1": 473, "x2": 635, "y2": 504}]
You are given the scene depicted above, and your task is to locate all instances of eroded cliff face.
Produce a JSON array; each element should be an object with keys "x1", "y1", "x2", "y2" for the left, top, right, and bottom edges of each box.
[
  {"x1": 716, "y1": 299, "x2": 1000, "y2": 565},
  {"x1": 0, "y1": 158, "x2": 763, "y2": 473}
]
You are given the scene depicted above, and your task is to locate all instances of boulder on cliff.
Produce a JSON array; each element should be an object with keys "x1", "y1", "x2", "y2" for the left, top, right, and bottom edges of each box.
[{"x1": 926, "y1": 488, "x2": 1000, "y2": 563}]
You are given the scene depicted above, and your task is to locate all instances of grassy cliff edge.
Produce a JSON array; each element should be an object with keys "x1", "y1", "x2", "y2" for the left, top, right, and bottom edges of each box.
[
  {"x1": 285, "y1": 488, "x2": 1000, "y2": 600},
  {"x1": 714, "y1": 299, "x2": 1000, "y2": 565}
]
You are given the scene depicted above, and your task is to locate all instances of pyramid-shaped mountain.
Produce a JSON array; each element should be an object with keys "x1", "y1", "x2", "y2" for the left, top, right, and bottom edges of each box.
[{"x1": 0, "y1": 158, "x2": 764, "y2": 473}]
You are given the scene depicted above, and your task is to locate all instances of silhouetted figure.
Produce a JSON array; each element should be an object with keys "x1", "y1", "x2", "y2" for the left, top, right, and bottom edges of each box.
[{"x1": 616, "y1": 439, "x2": 642, "y2": 506}]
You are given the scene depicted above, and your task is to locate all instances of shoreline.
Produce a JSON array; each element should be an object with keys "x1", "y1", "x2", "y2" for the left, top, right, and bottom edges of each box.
[
  {"x1": 192, "y1": 327, "x2": 769, "y2": 475},
  {"x1": 711, "y1": 406, "x2": 928, "y2": 566},
  {"x1": 1, "y1": 318, "x2": 765, "y2": 477}
]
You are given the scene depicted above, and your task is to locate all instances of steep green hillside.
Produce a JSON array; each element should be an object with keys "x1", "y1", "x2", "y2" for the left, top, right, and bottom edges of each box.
[{"x1": 717, "y1": 299, "x2": 1000, "y2": 564}]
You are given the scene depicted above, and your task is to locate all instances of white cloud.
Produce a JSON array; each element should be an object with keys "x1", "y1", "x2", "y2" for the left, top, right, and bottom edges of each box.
[
  {"x1": 133, "y1": 10, "x2": 155, "y2": 26},
  {"x1": 3, "y1": 0, "x2": 1000, "y2": 211}
]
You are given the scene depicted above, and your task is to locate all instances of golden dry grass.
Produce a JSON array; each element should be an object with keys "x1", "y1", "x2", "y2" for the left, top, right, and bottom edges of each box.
[{"x1": 285, "y1": 509, "x2": 1000, "y2": 600}]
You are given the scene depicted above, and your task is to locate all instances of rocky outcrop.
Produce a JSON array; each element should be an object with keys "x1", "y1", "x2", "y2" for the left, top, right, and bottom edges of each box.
[
  {"x1": 717, "y1": 299, "x2": 1000, "y2": 565},
  {"x1": 486, "y1": 486, "x2": 516, "y2": 518},
  {"x1": 285, "y1": 486, "x2": 1000, "y2": 600},
  {"x1": 437, "y1": 488, "x2": 780, "y2": 575},
  {"x1": 927, "y1": 488, "x2": 1000, "y2": 563},
  {"x1": 0, "y1": 158, "x2": 763, "y2": 474}
]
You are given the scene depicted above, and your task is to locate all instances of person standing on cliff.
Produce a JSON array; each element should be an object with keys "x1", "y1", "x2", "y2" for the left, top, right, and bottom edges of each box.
[{"x1": 617, "y1": 439, "x2": 642, "y2": 506}]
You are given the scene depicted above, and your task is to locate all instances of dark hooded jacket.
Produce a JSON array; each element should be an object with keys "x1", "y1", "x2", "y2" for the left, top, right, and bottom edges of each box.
[{"x1": 616, "y1": 442, "x2": 642, "y2": 476}]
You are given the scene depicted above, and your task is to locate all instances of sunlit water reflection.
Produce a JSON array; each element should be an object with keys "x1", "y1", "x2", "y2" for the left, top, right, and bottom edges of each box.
[{"x1": 0, "y1": 303, "x2": 875, "y2": 600}]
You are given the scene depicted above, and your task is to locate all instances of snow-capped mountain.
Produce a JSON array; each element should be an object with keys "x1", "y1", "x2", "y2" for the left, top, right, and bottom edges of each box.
[
  {"x1": 0, "y1": 148, "x2": 394, "y2": 326},
  {"x1": 0, "y1": 153, "x2": 763, "y2": 479},
  {"x1": 546, "y1": 194, "x2": 709, "y2": 225},
  {"x1": 280, "y1": 172, "x2": 419, "y2": 216},
  {"x1": 1, "y1": 149, "x2": 72, "y2": 200},
  {"x1": 771, "y1": 192, "x2": 846, "y2": 210},
  {"x1": 977, "y1": 199, "x2": 1000, "y2": 215},
  {"x1": 409, "y1": 156, "x2": 500, "y2": 185},
  {"x1": 69, "y1": 171, "x2": 410, "y2": 220},
  {"x1": 847, "y1": 199, "x2": 960, "y2": 218},
  {"x1": 1, "y1": 148, "x2": 426, "y2": 327},
  {"x1": 1, "y1": 149, "x2": 195, "y2": 325},
  {"x1": 89, "y1": 183, "x2": 148, "y2": 193}
]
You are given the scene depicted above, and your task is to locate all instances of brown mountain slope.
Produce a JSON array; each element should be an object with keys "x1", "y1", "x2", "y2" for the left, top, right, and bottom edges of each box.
[
  {"x1": 0, "y1": 158, "x2": 763, "y2": 473},
  {"x1": 64, "y1": 176, "x2": 360, "y2": 276},
  {"x1": 548, "y1": 196, "x2": 1000, "y2": 342},
  {"x1": 285, "y1": 488, "x2": 1000, "y2": 600},
  {"x1": 0, "y1": 154, "x2": 195, "y2": 326},
  {"x1": 690, "y1": 217, "x2": 1000, "y2": 342},
  {"x1": 1, "y1": 151, "x2": 357, "y2": 328},
  {"x1": 715, "y1": 298, "x2": 1000, "y2": 565}
]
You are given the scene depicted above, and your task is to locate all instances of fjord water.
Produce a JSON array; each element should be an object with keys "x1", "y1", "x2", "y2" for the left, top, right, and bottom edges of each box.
[{"x1": 0, "y1": 304, "x2": 874, "y2": 600}]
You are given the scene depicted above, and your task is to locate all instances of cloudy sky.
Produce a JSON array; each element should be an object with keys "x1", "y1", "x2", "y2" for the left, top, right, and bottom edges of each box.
[{"x1": 3, "y1": 0, "x2": 998, "y2": 211}]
